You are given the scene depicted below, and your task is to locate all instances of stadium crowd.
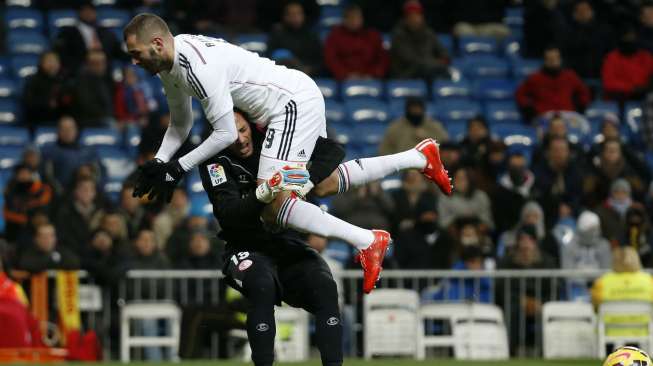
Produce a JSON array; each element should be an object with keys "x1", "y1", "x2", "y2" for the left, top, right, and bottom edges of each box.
[{"x1": 0, "y1": 0, "x2": 651, "y2": 311}]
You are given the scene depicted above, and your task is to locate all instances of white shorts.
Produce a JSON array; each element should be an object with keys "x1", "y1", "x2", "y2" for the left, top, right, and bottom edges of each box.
[{"x1": 258, "y1": 82, "x2": 327, "y2": 180}]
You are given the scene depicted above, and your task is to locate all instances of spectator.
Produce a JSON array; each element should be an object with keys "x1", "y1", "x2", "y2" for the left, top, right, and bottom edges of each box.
[
  {"x1": 267, "y1": 1, "x2": 322, "y2": 76},
  {"x1": 640, "y1": 2, "x2": 653, "y2": 54},
  {"x1": 561, "y1": 0, "x2": 614, "y2": 79},
  {"x1": 596, "y1": 179, "x2": 635, "y2": 246},
  {"x1": 21, "y1": 146, "x2": 49, "y2": 188},
  {"x1": 389, "y1": 0, "x2": 449, "y2": 80},
  {"x1": 324, "y1": 5, "x2": 388, "y2": 81},
  {"x1": 450, "y1": 0, "x2": 510, "y2": 40},
  {"x1": 54, "y1": 177, "x2": 104, "y2": 254},
  {"x1": 256, "y1": 0, "x2": 320, "y2": 32},
  {"x1": 174, "y1": 230, "x2": 223, "y2": 269},
  {"x1": 497, "y1": 201, "x2": 560, "y2": 263},
  {"x1": 72, "y1": 50, "x2": 115, "y2": 128},
  {"x1": 591, "y1": 246, "x2": 653, "y2": 308},
  {"x1": 584, "y1": 139, "x2": 648, "y2": 206},
  {"x1": 391, "y1": 170, "x2": 452, "y2": 269},
  {"x1": 52, "y1": 1, "x2": 123, "y2": 78},
  {"x1": 439, "y1": 141, "x2": 463, "y2": 173},
  {"x1": 21, "y1": 51, "x2": 65, "y2": 130},
  {"x1": 624, "y1": 205, "x2": 653, "y2": 267},
  {"x1": 152, "y1": 188, "x2": 189, "y2": 249},
  {"x1": 532, "y1": 114, "x2": 585, "y2": 167},
  {"x1": 42, "y1": 116, "x2": 99, "y2": 193},
  {"x1": 100, "y1": 210, "x2": 130, "y2": 249},
  {"x1": 3, "y1": 164, "x2": 53, "y2": 244},
  {"x1": 127, "y1": 229, "x2": 169, "y2": 270},
  {"x1": 561, "y1": 211, "x2": 612, "y2": 270},
  {"x1": 460, "y1": 116, "x2": 492, "y2": 167},
  {"x1": 492, "y1": 152, "x2": 536, "y2": 234},
  {"x1": 117, "y1": 185, "x2": 149, "y2": 240},
  {"x1": 533, "y1": 136, "x2": 583, "y2": 226},
  {"x1": 165, "y1": 208, "x2": 214, "y2": 262},
  {"x1": 113, "y1": 66, "x2": 150, "y2": 127},
  {"x1": 602, "y1": 27, "x2": 653, "y2": 101},
  {"x1": 82, "y1": 229, "x2": 128, "y2": 286},
  {"x1": 378, "y1": 97, "x2": 448, "y2": 155},
  {"x1": 18, "y1": 223, "x2": 80, "y2": 273},
  {"x1": 331, "y1": 182, "x2": 393, "y2": 238},
  {"x1": 452, "y1": 218, "x2": 494, "y2": 265},
  {"x1": 515, "y1": 46, "x2": 591, "y2": 122},
  {"x1": 438, "y1": 167, "x2": 494, "y2": 231},
  {"x1": 523, "y1": 0, "x2": 567, "y2": 58}
]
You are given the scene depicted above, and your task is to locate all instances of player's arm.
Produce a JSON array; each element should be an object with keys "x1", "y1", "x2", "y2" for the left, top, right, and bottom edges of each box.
[{"x1": 154, "y1": 86, "x2": 193, "y2": 162}]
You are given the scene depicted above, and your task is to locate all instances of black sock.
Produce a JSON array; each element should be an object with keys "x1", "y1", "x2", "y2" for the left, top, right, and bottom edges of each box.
[{"x1": 244, "y1": 272, "x2": 278, "y2": 366}]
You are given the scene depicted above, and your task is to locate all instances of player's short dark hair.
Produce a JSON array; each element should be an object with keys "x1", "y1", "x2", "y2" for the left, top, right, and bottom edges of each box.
[{"x1": 123, "y1": 13, "x2": 170, "y2": 42}]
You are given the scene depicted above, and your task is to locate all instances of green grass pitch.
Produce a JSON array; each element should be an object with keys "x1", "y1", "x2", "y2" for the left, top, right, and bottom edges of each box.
[{"x1": 54, "y1": 359, "x2": 600, "y2": 366}]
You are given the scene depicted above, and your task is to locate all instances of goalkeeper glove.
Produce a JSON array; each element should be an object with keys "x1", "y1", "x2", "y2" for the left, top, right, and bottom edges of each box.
[
  {"x1": 147, "y1": 159, "x2": 185, "y2": 203},
  {"x1": 255, "y1": 166, "x2": 310, "y2": 203},
  {"x1": 132, "y1": 158, "x2": 165, "y2": 198}
]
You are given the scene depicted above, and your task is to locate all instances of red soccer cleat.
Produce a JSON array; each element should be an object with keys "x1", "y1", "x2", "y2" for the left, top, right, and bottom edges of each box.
[
  {"x1": 415, "y1": 138, "x2": 453, "y2": 195},
  {"x1": 356, "y1": 230, "x2": 392, "y2": 294}
]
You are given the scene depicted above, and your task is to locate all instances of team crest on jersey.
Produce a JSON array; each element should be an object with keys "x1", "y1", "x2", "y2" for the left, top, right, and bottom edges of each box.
[{"x1": 207, "y1": 163, "x2": 227, "y2": 186}]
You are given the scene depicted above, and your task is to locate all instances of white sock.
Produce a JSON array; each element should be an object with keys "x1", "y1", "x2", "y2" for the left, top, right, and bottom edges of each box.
[
  {"x1": 336, "y1": 149, "x2": 426, "y2": 193},
  {"x1": 277, "y1": 197, "x2": 374, "y2": 250}
]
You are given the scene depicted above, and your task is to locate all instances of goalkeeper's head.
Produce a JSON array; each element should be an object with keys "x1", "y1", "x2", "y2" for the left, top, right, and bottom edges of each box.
[{"x1": 603, "y1": 346, "x2": 651, "y2": 366}]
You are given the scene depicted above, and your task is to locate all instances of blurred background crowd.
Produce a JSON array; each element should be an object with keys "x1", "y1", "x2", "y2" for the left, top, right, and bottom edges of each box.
[{"x1": 0, "y1": 0, "x2": 651, "y2": 306}]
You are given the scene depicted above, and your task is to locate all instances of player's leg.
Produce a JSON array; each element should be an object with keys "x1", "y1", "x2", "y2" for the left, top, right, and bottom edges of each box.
[
  {"x1": 279, "y1": 250, "x2": 343, "y2": 366},
  {"x1": 224, "y1": 251, "x2": 280, "y2": 366}
]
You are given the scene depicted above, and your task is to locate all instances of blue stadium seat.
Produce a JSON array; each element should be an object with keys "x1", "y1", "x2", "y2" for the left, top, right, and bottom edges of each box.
[
  {"x1": 585, "y1": 101, "x2": 619, "y2": 125},
  {"x1": 503, "y1": 36, "x2": 522, "y2": 59},
  {"x1": 6, "y1": 0, "x2": 34, "y2": 7},
  {"x1": 7, "y1": 31, "x2": 48, "y2": 55},
  {"x1": 485, "y1": 101, "x2": 521, "y2": 124},
  {"x1": 473, "y1": 79, "x2": 516, "y2": 101},
  {"x1": 10, "y1": 55, "x2": 39, "y2": 80},
  {"x1": 459, "y1": 36, "x2": 498, "y2": 55},
  {"x1": 386, "y1": 79, "x2": 427, "y2": 100},
  {"x1": 435, "y1": 99, "x2": 481, "y2": 124},
  {"x1": 0, "y1": 79, "x2": 18, "y2": 99},
  {"x1": 0, "y1": 100, "x2": 20, "y2": 125},
  {"x1": 382, "y1": 33, "x2": 391, "y2": 50},
  {"x1": 329, "y1": 121, "x2": 354, "y2": 145},
  {"x1": 445, "y1": 121, "x2": 467, "y2": 142},
  {"x1": 80, "y1": 128, "x2": 121, "y2": 147},
  {"x1": 504, "y1": 7, "x2": 523, "y2": 27},
  {"x1": 0, "y1": 146, "x2": 23, "y2": 169},
  {"x1": 5, "y1": 8, "x2": 44, "y2": 31},
  {"x1": 48, "y1": 9, "x2": 77, "y2": 37},
  {"x1": 102, "y1": 177, "x2": 122, "y2": 204},
  {"x1": 94, "y1": 0, "x2": 118, "y2": 7},
  {"x1": 512, "y1": 58, "x2": 542, "y2": 80},
  {"x1": 325, "y1": 100, "x2": 346, "y2": 124},
  {"x1": 491, "y1": 123, "x2": 536, "y2": 146},
  {"x1": 186, "y1": 168, "x2": 203, "y2": 194},
  {"x1": 388, "y1": 99, "x2": 437, "y2": 120},
  {"x1": 34, "y1": 126, "x2": 57, "y2": 147},
  {"x1": 319, "y1": 6, "x2": 343, "y2": 28},
  {"x1": 432, "y1": 79, "x2": 472, "y2": 100},
  {"x1": 0, "y1": 126, "x2": 29, "y2": 146},
  {"x1": 189, "y1": 192, "x2": 213, "y2": 217},
  {"x1": 96, "y1": 146, "x2": 135, "y2": 180},
  {"x1": 191, "y1": 99, "x2": 205, "y2": 124},
  {"x1": 96, "y1": 8, "x2": 130, "y2": 29},
  {"x1": 351, "y1": 122, "x2": 386, "y2": 146},
  {"x1": 341, "y1": 79, "x2": 383, "y2": 99},
  {"x1": 124, "y1": 124, "x2": 141, "y2": 156},
  {"x1": 234, "y1": 33, "x2": 268, "y2": 54},
  {"x1": 357, "y1": 142, "x2": 379, "y2": 158},
  {"x1": 344, "y1": 98, "x2": 389, "y2": 124},
  {"x1": 437, "y1": 33, "x2": 454, "y2": 55},
  {"x1": 189, "y1": 122, "x2": 205, "y2": 145},
  {"x1": 0, "y1": 58, "x2": 9, "y2": 79},
  {"x1": 458, "y1": 55, "x2": 510, "y2": 80},
  {"x1": 623, "y1": 102, "x2": 644, "y2": 148},
  {"x1": 315, "y1": 78, "x2": 339, "y2": 100}
]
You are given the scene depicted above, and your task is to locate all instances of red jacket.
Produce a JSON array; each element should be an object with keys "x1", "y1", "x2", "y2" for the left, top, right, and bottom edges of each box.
[
  {"x1": 324, "y1": 26, "x2": 389, "y2": 80},
  {"x1": 515, "y1": 69, "x2": 591, "y2": 116},
  {"x1": 602, "y1": 49, "x2": 653, "y2": 97}
]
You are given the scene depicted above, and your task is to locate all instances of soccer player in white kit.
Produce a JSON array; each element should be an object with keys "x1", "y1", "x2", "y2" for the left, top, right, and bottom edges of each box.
[{"x1": 123, "y1": 14, "x2": 452, "y2": 293}]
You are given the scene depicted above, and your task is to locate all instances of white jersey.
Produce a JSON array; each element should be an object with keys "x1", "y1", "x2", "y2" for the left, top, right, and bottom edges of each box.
[{"x1": 155, "y1": 34, "x2": 312, "y2": 171}]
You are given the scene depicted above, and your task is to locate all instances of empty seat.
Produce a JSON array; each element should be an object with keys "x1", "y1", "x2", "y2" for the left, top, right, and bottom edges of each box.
[
  {"x1": 96, "y1": 8, "x2": 130, "y2": 28},
  {"x1": 48, "y1": 9, "x2": 77, "y2": 37},
  {"x1": 5, "y1": 8, "x2": 44, "y2": 30},
  {"x1": 329, "y1": 121, "x2": 354, "y2": 145},
  {"x1": 503, "y1": 36, "x2": 522, "y2": 59},
  {"x1": 189, "y1": 192, "x2": 213, "y2": 217},
  {"x1": 11, "y1": 55, "x2": 39, "y2": 80},
  {"x1": 0, "y1": 80, "x2": 18, "y2": 99},
  {"x1": 491, "y1": 122, "x2": 536, "y2": 146},
  {"x1": 345, "y1": 99, "x2": 389, "y2": 124},
  {"x1": 542, "y1": 301, "x2": 597, "y2": 359},
  {"x1": 7, "y1": 31, "x2": 48, "y2": 55},
  {"x1": 445, "y1": 121, "x2": 467, "y2": 142},
  {"x1": 185, "y1": 168, "x2": 203, "y2": 194},
  {"x1": 485, "y1": 101, "x2": 521, "y2": 124},
  {"x1": 341, "y1": 79, "x2": 383, "y2": 99},
  {"x1": 433, "y1": 80, "x2": 472, "y2": 100},
  {"x1": 0, "y1": 126, "x2": 29, "y2": 146},
  {"x1": 96, "y1": 146, "x2": 135, "y2": 180},
  {"x1": 459, "y1": 56, "x2": 510, "y2": 80},
  {"x1": 234, "y1": 33, "x2": 268, "y2": 54},
  {"x1": 315, "y1": 78, "x2": 339, "y2": 100},
  {"x1": 436, "y1": 100, "x2": 481, "y2": 123},
  {"x1": 473, "y1": 79, "x2": 516, "y2": 101},
  {"x1": 351, "y1": 122, "x2": 386, "y2": 146},
  {"x1": 585, "y1": 101, "x2": 619, "y2": 124},
  {"x1": 459, "y1": 36, "x2": 498, "y2": 55},
  {"x1": 34, "y1": 126, "x2": 57, "y2": 147},
  {"x1": 504, "y1": 7, "x2": 523, "y2": 27},
  {"x1": 386, "y1": 79, "x2": 427, "y2": 100},
  {"x1": 0, "y1": 58, "x2": 10, "y2": 79},
  {"x1": 319, "y1": 6, "x2": 343, "y2": 28},
  {"x1": 0, "y1": 100, "x2": 20, "y2": 125},
  {"x1": 0, "y1": 146, "x2": 24, "y2": 169},
  {"x1": 325, "y1": 100, "x2": 346, "y2": 124},
  {"x1": 80, "y1": 128, "x2": 121, "y2": 146},
  {"x1": 512, "y1": 58, "x2": 542, "y2": 80},
  {"x1": 437, "y1": 33, "x2": 454, "y2": 55}
]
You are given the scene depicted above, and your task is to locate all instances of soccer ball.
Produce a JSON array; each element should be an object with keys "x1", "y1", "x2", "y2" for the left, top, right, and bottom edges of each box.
[{"x1": 603, "y1": 346, "x2": 652, "y2": 366}]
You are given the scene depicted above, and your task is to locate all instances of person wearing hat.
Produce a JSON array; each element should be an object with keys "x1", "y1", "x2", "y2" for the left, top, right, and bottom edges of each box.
[
  {"x1": 379, "y1": 97, "x2": 448, "y2": 155},
  {"x1": 596, "y1": 178, "x2": 634, "y2": 246},
  {"x1": 389, "y1": 0, "x2": 449, "y2": 80},
  {"x1": 561, "y1": 210, "x2": 612, "y2": 271}
]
